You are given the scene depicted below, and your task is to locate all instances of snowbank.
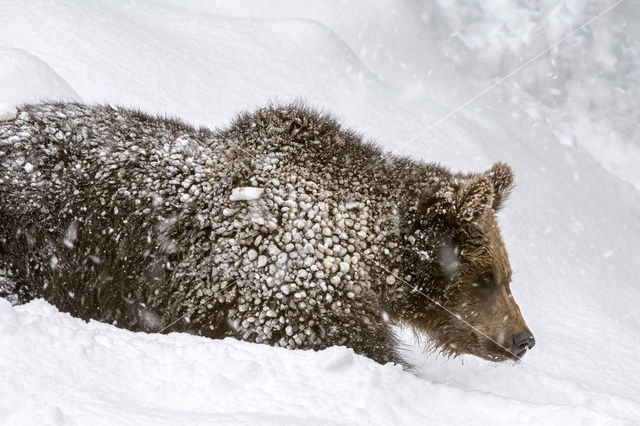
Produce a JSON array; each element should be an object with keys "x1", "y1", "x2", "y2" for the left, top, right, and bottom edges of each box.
[
  {"x1": 0, "y1": 46, "x2": 80, "y2": 106},
  {"x1": 0, "y1": 299, "x2": 627, "y2": 425},
  {"x1": 1, "y1": 0, "x2": 639, "y2": 424}
]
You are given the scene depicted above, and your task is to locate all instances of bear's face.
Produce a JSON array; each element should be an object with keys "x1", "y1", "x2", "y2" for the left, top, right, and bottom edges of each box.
[
  {"x1": 400, "y1": 163, "x2": 534, "y2": 361},
  {"x1": 434, "y1": 212, "x2": 534, "y2": 361}
]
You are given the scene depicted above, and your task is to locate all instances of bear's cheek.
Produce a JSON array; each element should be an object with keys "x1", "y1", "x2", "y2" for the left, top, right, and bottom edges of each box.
[{"x1": 465, "y1": 285, "x2": 530, "y2": 356}]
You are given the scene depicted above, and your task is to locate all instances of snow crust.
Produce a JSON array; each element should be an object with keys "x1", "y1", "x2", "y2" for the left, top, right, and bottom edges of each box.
[{"x1": 1, "y1": 0, "x2": 640, "y2": 424}]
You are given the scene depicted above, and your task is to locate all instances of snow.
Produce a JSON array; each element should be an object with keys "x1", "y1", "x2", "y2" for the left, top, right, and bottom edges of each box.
[
  {"x1": 1, "y1": 0, "x2": 640, "y2": 424},
  {"x1": 229, "y1": 186, "x2": 265, "y2": 201},
  {"x1": 0, "y1": 103, "x2": 17, "y2": 122},
  {"x1": 0, "y1": 46, "x2": 80, "y2": 107}
]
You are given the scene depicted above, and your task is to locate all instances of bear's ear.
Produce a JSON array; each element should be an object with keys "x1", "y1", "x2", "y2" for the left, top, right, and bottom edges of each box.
[
  {"x1": 457, "y1": 176, "x2": 494, "y2": 223},
  {"x1": 419, "y1": 176, "x2": 494, "y2": 226},
  {"x1": 484, "y1": 162, "x2": 514, "y2": 211}
]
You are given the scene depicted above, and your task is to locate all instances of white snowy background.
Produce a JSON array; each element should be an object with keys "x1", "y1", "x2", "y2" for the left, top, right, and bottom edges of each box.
[{"x1": 1, "y1": 0, "x2": 640, "y2": 424}]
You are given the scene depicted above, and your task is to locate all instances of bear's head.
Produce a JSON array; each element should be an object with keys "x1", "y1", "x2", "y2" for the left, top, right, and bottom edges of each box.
[{"x1": 394, "y1": 162, "x2": 534, "y2": 361}]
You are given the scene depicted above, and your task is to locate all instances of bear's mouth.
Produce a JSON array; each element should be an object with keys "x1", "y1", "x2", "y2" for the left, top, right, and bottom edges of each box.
[
  {"x1": 485, "y1": 333, "x2": 535, "y2": 362},
  {"x1": 466, "y1": 332, "x2": 531, "y2": 362},
  {"x1": 476, "y1": 349, "x2": 514, "y2": 362},
  {"x1": 411, "y1": 319, "x2": 534, "y2": 362},
  {"x1": 511, "y1": 345, "x2": 529, "y2": 360}
]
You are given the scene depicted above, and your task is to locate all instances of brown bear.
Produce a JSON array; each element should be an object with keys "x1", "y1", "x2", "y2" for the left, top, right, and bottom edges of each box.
[{"x1": 0, "y1": 102, "x2": 534, "y2": 366}]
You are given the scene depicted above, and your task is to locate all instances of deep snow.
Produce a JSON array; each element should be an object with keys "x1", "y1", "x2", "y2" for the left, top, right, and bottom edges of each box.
[{"x1": 1, "y1": 0, "x2": 639, "y2": 424}]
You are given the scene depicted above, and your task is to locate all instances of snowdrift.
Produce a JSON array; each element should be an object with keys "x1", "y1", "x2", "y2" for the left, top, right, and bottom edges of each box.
[
  {"x1": 1, "y1": 0, "x2": 639, "y2": 424},
  {"x1": 0, "y1": 298, "x2": 621, "y2": 425},
  {"x1": 0, "y1": 46, "x2": 80, "y2": 105}
]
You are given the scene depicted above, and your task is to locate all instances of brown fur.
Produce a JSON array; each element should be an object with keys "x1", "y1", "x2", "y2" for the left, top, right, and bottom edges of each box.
[{"x1": 0, "y1": 103, "x2": 534, "y2": 366}]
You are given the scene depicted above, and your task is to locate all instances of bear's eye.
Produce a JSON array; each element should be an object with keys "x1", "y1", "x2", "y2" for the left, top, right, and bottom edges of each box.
[{"x1": 478, "y1": 271, "x2": 496, "y2": 288}]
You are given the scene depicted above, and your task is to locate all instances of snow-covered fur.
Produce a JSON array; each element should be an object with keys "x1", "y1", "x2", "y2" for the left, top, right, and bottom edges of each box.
[{"x1": 0, "y1": 103, "x2": 533, "y2": 365}]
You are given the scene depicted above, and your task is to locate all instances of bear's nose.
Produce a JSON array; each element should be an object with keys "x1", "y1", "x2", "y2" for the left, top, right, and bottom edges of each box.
[{"x1": 512, "y1": 331, "x2": 535, "y2": 357}]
